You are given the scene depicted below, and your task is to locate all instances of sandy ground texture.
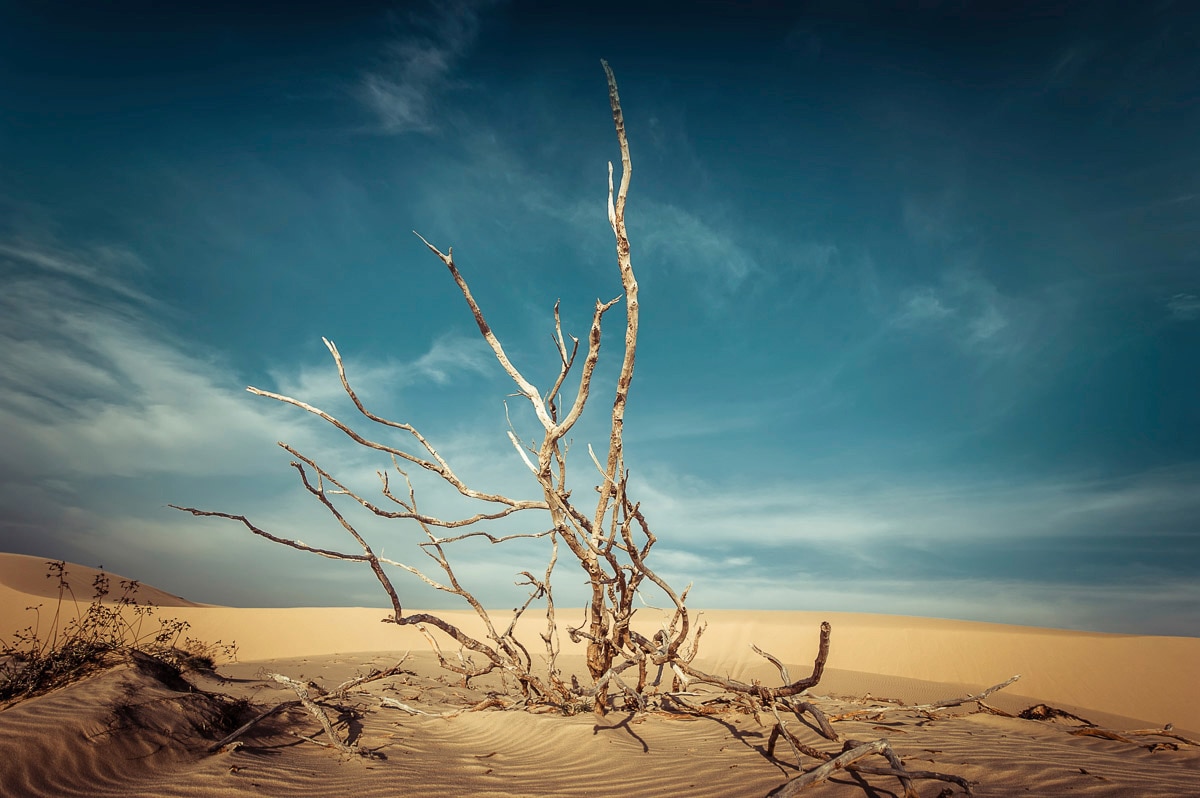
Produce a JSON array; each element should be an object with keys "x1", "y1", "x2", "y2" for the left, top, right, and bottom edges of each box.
[{"x1": 1, "y1": 553, "x2": 1198, "y2": 797}]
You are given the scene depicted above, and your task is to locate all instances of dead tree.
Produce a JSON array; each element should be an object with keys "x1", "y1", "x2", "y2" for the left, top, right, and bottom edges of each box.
[
  {"x1": 174, "y1": 62, "x2": 1013, "y2": 795},
  {"x1": 173, "y1": 59, "x2": 743, "y2": 712}
]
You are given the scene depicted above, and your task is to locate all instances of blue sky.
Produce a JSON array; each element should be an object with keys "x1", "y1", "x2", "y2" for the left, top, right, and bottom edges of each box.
[{"x1": 1, "y1": 1, "x2": 1197, "y2": 635}]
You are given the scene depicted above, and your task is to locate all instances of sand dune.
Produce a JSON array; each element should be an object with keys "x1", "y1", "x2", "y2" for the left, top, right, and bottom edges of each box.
[
  {"x1": 0, "y1": 553, "x2": 206, "y2": 608},
  {"x1": 2, "y1": 553, "x2": 1198, "y2": 797}
]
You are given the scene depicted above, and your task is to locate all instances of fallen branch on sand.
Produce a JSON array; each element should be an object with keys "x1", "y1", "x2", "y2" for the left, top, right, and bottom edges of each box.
[
  {"x1": 767, "y1": 738, "x2": 964, "y2": 798},
  {"x1": 763, "y1": 672, "x2": 1021, "y2": 796},
  {"x1": 989, "y1": 702, "x2": 1200, "y2": 750},
  {"x1": 270, "y1": 673, "x2": 361, "y2": 755},
  {"x1": 205, "y1": 657, "x2": 412, "y2": 755},
  {"x1": 206, "y1": 700, "x2": 299, "y2": 753},
  {"x1": 1069, "y1": 725, "x2": 1199, "y2": 749},
  {"x1": 1017, "y1": 702, "x2": 1093, "y2": 724},
  {"x1": 826, "y1": 675, "x2": 1022, "y2": 722},
  {"x1": 378, "y1": 695, "x2": 510, "y2": 718}
]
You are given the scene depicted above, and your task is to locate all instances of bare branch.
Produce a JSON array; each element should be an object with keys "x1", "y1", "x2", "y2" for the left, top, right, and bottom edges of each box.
[
  {"x1": 246, "y1": 378, "x2": 539, "y2": 512},
  {"x1": 552, "y1": 295, "x2": 621, "y2": 440},
  {"x1": 404, "y1": 618, "x2": 501, "y2": 679},
  {"x1": 206, "y1": 700, "x2": 298, "y2": 754},
  {"x1": 928, "y1": 674, "x2": 1021, "y2": 709},
  {"x1": 412, "y1": 232, "x2": 554, "y2": 432},
  {"x1": 286, "y1": 456, "x2": 404, "y2": 622},
  {"x1": 785, "y1": 698, "x2": 840, "y2": 742},
  {"x1": 1069, "y1": 726, "x2": 1200, "y2": 747},
  {"x1": 768, "y1": 739, "x2": 921, "y2": 798},
  {"x1": 269, "y1": 673, "x2": 361, "y2": 755},
  {"x1": 544, "y1": 299, "x2": 579, "y2": 417},
  {"x1": 678, "y1": 622, "x2": 832, "y2": 700},
  {"x1": 828, "y1": 675, "x2": 1022, "y2": 722},
  {"x1": 508, "y1": 430, "x2": 537, "y2": 474},
  {"x1": 379, "y1": 695, "x2": 511, "y2": 718},
  {"x1": 169, "y1": 506, "x2": 370, "y2": 563},
  {"x1": 328, "y1": 654, "x2": 411, "y2": 698},
  {"x1": 753, "y1": 644, "x2": 792, "y2": 685},
  {"x1": 424, "y1": 528, "x2": 553, "y2": 546}
]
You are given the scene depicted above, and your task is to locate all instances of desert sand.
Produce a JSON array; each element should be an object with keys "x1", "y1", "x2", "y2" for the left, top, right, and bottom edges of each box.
[{"x1": 1, "y1": 552, "x2": 1197, "y2": 797}]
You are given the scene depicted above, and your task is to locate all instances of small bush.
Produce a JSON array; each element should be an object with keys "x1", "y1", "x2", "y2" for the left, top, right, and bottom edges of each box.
[
  {"x1": 160, "y1": 636, "x2": 239, "y2": 672},
  {"x1": 0, "y1": 561, "x2": 237, "y2": 703}
]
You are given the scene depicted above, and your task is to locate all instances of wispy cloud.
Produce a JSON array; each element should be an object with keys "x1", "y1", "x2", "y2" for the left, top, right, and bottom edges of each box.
[
  {"x1": 896, "y1": 287, "x2": 955, "y2": 326},
  {"x1": 1100, "y1": 192, "x2": 1200, "y2": 218},
  {"x1": 404, "y1": 120, "x2": 767, "y2": 314},
  {"x1": 0, "y1": 236, "x2": 495, "y2": 525},
  {"x1": 967, "y1": 301, "x2": 1009, "y2": 342},
  {"x1": 268, "y1": 331, "x2": 493, "y2": 410},
  {"x1": 637, "y1": 201, "x2": 763, "y2": 305},
  {"x1": 628, "y1": 462, "x2": 1200, "y2": 551},
  {"x1": 891, "y1": 270, "x2": 1027, "y2": 354},
  {"x1": 412, "y1": 332, "x2": 494, "y2": 383},
  {"x1": 790, "y1": 242, "x2": 840, "y2": 279},
  {"x1": 622, "y1": 462, "x2": 1200, "y2": 632},
  {"x1": 901, "y1": 191, "x2": 961, "y2": 246},
  {"x1": 4, "y1": 233, "x2": 1195, "y2": 632},
  {"x1": 0, "y1": 244, "x2": 311, "y2": 479},
  {"x1": 0, "y1": 234, "x2": 540, "y2": 607},
  {"x1": 0, "y1": 241, "x2": 155, "y2": 306},
  {"x1": 1042, "y1": 41, "x2": 1102, "y2": 92},
  {"x1": 1167, "y1": 292, "x2": 1200, "y2": 321},
  {"x1": 0, "y1": 236, "x2": 358, "y2": 604},
  {"x1": 358, "y1": 0, "x2": 499, "y2": 134},
  {"x1": 677, "y1": 570, "x2": 1200, "y2": 635}
]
